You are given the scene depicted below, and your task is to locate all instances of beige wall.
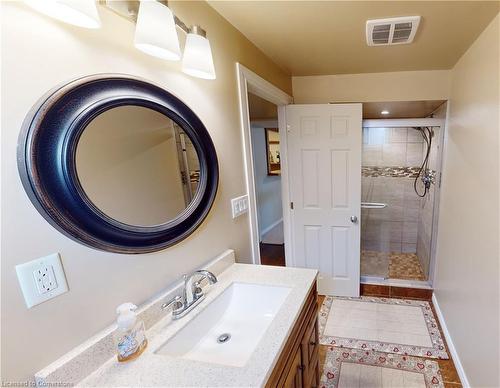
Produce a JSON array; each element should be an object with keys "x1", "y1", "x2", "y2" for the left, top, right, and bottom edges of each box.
[
  {"x1": 292, "y1": 70, "x2": 451, "y2": 103},
  {"x1": 0, "y1": 1, "x2": 291, "y2": 382},
  {"x1": 434, "y1": 14, "x2": 499, "y2": 387}
]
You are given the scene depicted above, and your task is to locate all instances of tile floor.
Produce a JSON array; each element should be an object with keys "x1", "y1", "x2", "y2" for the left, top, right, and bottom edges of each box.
[
  {"x1": 318, "y1": 295, "x2": 463, "y2": 388},
  {"x1": 361, "y1": 250, "x2": 426, "y2": 281}
]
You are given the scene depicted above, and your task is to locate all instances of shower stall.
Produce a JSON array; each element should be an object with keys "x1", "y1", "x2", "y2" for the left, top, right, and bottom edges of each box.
[{"x1": 360, "y1": 122, "x2": 443, "y2": 283}]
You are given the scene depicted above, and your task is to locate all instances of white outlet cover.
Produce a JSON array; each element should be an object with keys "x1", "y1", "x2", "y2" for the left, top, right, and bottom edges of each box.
[{"x1": 16, "y1": 253, "x2": 69, "y2": 308}]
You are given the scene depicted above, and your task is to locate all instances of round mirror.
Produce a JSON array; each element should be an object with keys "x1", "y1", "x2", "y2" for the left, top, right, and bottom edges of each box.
[
  {"x1": 18, "y1": 75, "x2": 218, "y2": 253},
  {"x1": 76, "y1": 106, "x2": 200, "y2": 227}
]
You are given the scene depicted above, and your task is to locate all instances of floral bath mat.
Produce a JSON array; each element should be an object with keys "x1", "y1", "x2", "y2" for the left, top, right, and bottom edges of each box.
[
  {"x1": 320, "y1": 347, "x2": 444, "y2": 387},
  {"x1": 319, "y1": 296, "x2": 448, "y2": 359}
]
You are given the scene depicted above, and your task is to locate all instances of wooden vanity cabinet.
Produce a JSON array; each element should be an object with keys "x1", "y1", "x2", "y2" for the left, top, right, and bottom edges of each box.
[{"x1": 266, "y1": 281, "x2": 319, "y2": 388}]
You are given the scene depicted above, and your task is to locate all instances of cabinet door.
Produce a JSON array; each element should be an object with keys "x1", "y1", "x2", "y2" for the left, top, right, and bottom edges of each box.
[
  {"x1": 301, "y1": 312, "x2": 320, "y2": 387},
  {"x1": 283, "y1": 347, "x2": 304, "y2": 388}
]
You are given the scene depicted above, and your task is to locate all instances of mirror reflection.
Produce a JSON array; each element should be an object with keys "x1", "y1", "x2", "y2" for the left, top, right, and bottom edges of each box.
[{"x1": 76, "y1": 105, "x2": 200, "y2": 227}]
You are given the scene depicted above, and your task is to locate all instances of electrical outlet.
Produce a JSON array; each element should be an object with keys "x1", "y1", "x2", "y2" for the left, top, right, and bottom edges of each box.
[
  {"x1": 231, "y1": 195, "x2": 249, "y2": 219},
  {"x1": 33, "y1": 265, "x2": 58, "y2": 294},
  {"x1": 16, "y1": 253, "x2": 69, "y2": 308}
]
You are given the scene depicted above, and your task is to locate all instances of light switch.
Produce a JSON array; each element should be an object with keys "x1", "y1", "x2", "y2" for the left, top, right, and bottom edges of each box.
[
  {"x1": 16, "y1": 253, "x2": 69, "y2": 308},
  {"x1": 231, "y1": 195, "x2": 249, "y2": 219}
]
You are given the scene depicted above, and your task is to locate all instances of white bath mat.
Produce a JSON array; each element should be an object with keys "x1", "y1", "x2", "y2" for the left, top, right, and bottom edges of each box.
[
  {"x1": 319, "y1": 296, "x2": 448, "y2": 359},
  {"x1": 320, "y1": 347, "x2": 444, "y2": 387}
]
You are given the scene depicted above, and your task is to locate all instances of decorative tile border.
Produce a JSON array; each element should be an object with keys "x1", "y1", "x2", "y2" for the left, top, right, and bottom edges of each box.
[
  {"x1": 320, "y1": 347, "x2": 444, "y2": 387},
  {"x1": 362, "y1": 166, "x2": 436, "y2": 181},
  {"x1": 319, "y1": 296, "x2": 449, "y2": 359}
]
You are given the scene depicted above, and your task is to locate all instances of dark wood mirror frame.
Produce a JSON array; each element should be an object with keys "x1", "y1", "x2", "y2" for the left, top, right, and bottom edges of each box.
[{"x1": 17, "y1": 74, "x2": 219, "y2": 254}]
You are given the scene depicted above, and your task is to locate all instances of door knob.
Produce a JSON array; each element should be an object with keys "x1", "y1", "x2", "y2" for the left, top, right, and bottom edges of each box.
[{"x1": 350, "y1": 215, "x2": 358, "y2": 223}]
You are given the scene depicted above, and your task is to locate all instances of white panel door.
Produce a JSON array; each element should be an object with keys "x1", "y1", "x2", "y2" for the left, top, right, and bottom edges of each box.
[{"x1": 286, "y1": 104, "x2": 362, "y2": 296}]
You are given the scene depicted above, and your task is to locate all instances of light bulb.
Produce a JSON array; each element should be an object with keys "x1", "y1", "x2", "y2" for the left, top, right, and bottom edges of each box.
[
  {"x1": 182, "y1": 26, "x2": 216, "y2": 80},
  {"x1": 134, "y1": 0, "x2": 181, "y2": 61}
]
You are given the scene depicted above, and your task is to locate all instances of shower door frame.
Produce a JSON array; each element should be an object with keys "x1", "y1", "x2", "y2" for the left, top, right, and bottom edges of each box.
[{"x1": 361, "y1": 118, "x2": 446, "y2": 288}]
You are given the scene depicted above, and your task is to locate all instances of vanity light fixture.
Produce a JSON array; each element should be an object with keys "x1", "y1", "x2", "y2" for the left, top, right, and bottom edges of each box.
[
  {"x1": 134, "y1": 0, "x2": 181, "y2": 61},
  {"x1": 103, "y1": 0, "x2": 216, "y2": 80},
  {"x1": 182, "y1": 26, "x2": 216, "y2": 80},
  {"x1": 26, "y1": 0, "x2": 216, "y2": 79},
  {"x1": 24, "y1": 0, "x2": 101, "y2": 29},
  {"x1": 381, "y1": 110, "x2": 390, "y2": 115}
]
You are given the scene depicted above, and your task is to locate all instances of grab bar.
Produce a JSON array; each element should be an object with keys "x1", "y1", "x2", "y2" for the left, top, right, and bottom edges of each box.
[{"x1": 361, "y1": 202, "x2": 387, "y2": 209}]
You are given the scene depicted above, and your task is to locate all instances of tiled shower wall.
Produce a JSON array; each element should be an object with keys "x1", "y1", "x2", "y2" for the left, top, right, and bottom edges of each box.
[
  {"x1": 416, "y1": 126, "x2": 441, "y2": 276},
  {"x1": 361, "y1": 127, "x2": 441, "y2": 274}
]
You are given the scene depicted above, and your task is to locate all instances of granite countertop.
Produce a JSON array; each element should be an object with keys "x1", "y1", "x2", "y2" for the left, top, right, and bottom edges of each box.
[{"x1": 77, "y1": 263, "x2": 317, "y2": 387}]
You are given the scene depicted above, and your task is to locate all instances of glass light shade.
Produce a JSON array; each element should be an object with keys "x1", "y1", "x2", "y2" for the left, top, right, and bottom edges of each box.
[
  {"x1": 24, "y1": 0, "x2": 101, "y2": 29},
  {"x1": 134, "y1": 0, "x2": 181, "y2": 61},
  {"x1": 182, "y1": 33, "x2": 216, "y2": 80}
]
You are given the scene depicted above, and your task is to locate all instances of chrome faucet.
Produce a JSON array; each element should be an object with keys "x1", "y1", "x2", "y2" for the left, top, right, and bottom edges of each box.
[{"x1": 161, "y1": 270, "x2": 218, "y2": 319}]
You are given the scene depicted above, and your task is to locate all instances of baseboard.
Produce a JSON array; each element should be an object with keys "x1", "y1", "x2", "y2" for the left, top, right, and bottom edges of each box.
[
  {"x1": 260, "y1": 218, "x2": 283, "y2": 239},
  {"x1": 432, "y1": 294, "x2": 469, "y2": 387}
]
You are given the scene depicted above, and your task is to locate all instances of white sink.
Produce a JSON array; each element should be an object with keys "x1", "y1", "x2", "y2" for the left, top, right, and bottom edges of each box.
[{"x1": 155, "y1": 282, "x2": 291, "y2": 367}]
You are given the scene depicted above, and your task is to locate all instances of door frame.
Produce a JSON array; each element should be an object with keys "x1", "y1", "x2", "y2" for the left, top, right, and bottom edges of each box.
[{"x1": 236, "y1": 63, "x2": 293, "y2": 265}]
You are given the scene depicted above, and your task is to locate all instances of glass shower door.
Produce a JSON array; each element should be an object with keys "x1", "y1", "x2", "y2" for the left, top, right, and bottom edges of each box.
[{"x1": 360, "y1": 126, "x2": 441, "y2": 282}]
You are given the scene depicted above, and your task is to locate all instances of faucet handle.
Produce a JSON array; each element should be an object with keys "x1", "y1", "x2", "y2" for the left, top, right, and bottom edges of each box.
[
  {"x1": 193, "y1": 281, "x2": 203, "y2": 299},
  {"x1": 161, "y1": 295, "x2": 184, "y2": 314}
]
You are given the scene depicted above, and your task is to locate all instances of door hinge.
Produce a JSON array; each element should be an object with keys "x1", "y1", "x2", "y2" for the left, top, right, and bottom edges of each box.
[{"x1": 290, "y1": 202, "x2": 294, "y2": 210}]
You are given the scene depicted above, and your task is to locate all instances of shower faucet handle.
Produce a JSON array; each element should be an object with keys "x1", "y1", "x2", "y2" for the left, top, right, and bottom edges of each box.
[{"x1": 350, "y1": 215, "x2": 358, "y2": 223}]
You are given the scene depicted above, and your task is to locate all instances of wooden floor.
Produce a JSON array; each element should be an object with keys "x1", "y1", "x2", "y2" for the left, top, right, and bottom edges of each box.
[
  {"x1": 260, "y1": 243, "x2": 286, "y2": 266},
  {"x1": 317, "y1": 293, "x2": 463, "y2": 387}
]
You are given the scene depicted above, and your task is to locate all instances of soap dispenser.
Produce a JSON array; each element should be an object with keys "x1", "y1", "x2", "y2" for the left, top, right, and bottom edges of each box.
[{"x1": 114, "y1": 303, "x2": 147, "y2": 362}]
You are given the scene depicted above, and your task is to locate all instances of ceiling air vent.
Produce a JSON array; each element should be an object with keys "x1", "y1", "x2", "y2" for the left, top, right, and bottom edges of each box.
[{"x1": 366, "y1": 16, "x2": 421, "y2": 46}]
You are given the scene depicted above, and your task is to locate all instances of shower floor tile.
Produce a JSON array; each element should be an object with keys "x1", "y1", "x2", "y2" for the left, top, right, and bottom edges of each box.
[
  {"x1": 361, "y1": 250, "x2": 426, "y2": 281},
  {"x1": 360, "y1": 250, "x2": 389, "y2": 278},
  {"x1": 389, "y1": 253, "x2": 426, "y2": 281}
]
